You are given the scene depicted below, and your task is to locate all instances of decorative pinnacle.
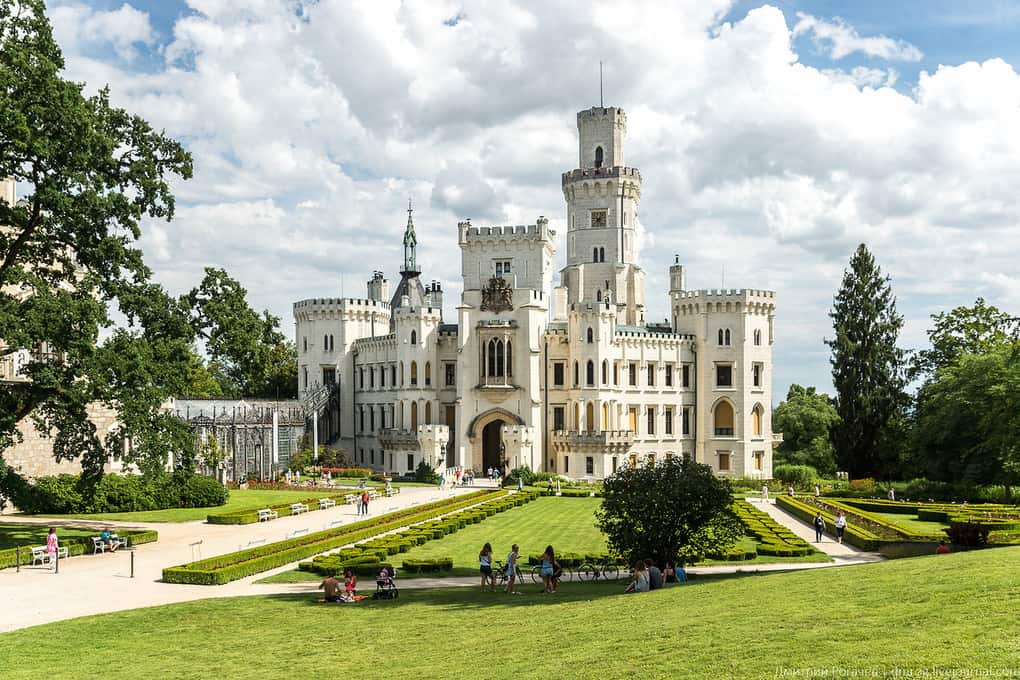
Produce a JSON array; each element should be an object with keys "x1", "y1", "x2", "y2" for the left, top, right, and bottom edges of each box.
[{"x1": 402, "y1": 198, "x2": 417, "y2": 273}]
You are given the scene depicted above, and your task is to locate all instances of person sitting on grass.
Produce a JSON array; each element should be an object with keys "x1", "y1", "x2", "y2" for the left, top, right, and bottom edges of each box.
[
  {"x1": 625, "y1": 561, "x2": 649, "y2": 593},
  {"x1": 342, "y1": 568, "x2": 357, "y2": 602},
  {"x1": 936, "y1": 540, "x2": 951, "y2": 554},
  {"x1": 100, "y1": 527, "x2": 119, "y2": 553},
  {"x1": 319, "y1": 574, "x2": 342, "y2": 602},
  {"x1": 662, "y1": 562, "x2": 677, "y2": 584},
  {"x1": 644, "y1": 559, "x2": 662, "y2": 590}
]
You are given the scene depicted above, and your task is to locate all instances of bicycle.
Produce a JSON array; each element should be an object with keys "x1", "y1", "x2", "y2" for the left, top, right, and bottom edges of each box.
[
  {"x1": 530, "y1": 563, "x2": 573, "y2": 584},
  {"x1": 493, "y1": 560, "x2": 523, "y2": 588},
  {"x1": 577, "y1": 557, "x2": 619, "y2": 581}
]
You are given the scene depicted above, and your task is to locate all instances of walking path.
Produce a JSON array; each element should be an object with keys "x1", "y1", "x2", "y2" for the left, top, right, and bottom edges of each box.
[
  {"x1": 750, "y1": 495, "x2": 884, "y2": 563},
  {"x1": 0, "y1": 487, "x2": 882, "y2": 634},
  {"x1": 0, "y1": 483, "x2": 483, "y2": 633}
]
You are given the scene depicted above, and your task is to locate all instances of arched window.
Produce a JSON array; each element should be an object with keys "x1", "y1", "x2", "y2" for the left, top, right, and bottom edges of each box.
[
  {"x1": 587, "y1": 327, "x2": 594, "y2": 344},
  {"x1": 718, "y1": 329, "x2": 724, "y2": 346},
  {"x1": 725, "y1": 329, "x2": 731, "y2": 346},
  {"x1": 573, "y1": 361, "x2": 579, "y2": 386},
  {"x1": 323, "y1": 334, "x2": 328, "y2": 350},
  {"x1": 595, "y1": 146, "x2": 604, "y2": 169},
  {"x1": 753, "y1": 404, "x2": 763, "y2": 436},
  {"x1": 506, "y1": 339, "x2": 512, "y2": 377},
  {"x1": 487, "y1": 339, "x2": 496, "y2": 377},
  {"x1": 495, "y1": 339, "x2": 505, "y2": 377},
  {"x1": 754, "y1": 329, "x2": 762, "y2": 346},
  {"x1": 391, "y1": 365, "x2": 396, "y2": 385},
  {"x1": 593, "y1": 247, "x2": 599, "y2": 263},
  {"x1": 410, "y1": 330, "x2": 417, "y2": 345},
  {"x1": 425, "y1": 401, "x2": 432, "y2": 424},
  {"x1": 714, "y1": 401, "x2": 735, "y2": 436},
  {"x1": 601, "y1": 360, "x2": 608, "y2": 385},
  {"x1": 586, "y1": 402, "x2": 595, "y2": 431},
  {"x1": 410, "y1": 361, "x2": 418, "y2": 386},
  {"x1": 411, "y1": 402, "x2": 418, "y2": 430},
  {"x1": 597, "y1": 290, "x2": 602, "y2": 302},
  {"x1": 586, "y1": 360, "x2": 594, "y2": 386},
  {"x1": 599, "y1": 247, "x2": 605, "y2": 262},
  {"x1": 302, "y1": 337, "x2": 307, "y2": 352},
  {"x1": 601, "y1": 402, "x2": 609, "y2": 430},
  {"x1": 424, "y1": 361, "x2": 431, "y2": 386},
  {"x1": 574, "y1": 403, "x2": 580, "y2": 429},
  {"x1": 400, "y1": 362, "x2": 404, "y2": 386}
]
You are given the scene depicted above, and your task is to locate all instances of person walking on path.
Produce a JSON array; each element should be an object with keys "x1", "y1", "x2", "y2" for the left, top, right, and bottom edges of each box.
[
  {"x1": 835, "y1": 512, "x2": 847, "y2": 544},
  {"x1": 361, "y1": 489, "x2": 371, "y2": 515},
  {"x1": 479, "y1": 543, "x2": 495, "y2": 591},
  {"x1": 505, "y1": 544, "x2": 521, "y2": 595},
  {"x1": 761, "y1": 484, "x2": 769, "y2": 503},
  {"x1": 813, "y1": 513, "x2": 825, "y2": 543},
  {"x1": 814, "y1": 484, "x2": 821, "y2": 497},
  {"x1": 45, "y1": 527, "x2": 59, "y2": 568},
  {"x1": 355, "y1": 493, "x2": 364, "y2": 515}
]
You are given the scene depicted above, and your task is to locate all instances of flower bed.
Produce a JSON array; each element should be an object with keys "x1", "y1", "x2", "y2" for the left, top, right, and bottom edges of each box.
[
  {"x1": 163, "y1": 489, "x2": 500, "y2": 584},
  {"x1": 298, "y1": 491, "x2": 542, "y2": 577},
  {"x1": 0, "y1": 529, "x2": 159, "y2": 569}
]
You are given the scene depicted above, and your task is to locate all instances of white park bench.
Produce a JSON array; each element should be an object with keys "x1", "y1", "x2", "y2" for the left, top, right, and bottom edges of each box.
[
  {"x1": 318, "y1": 498, "x2": 337, "y2": 510},
  {"x1": 31, "y1": 545, "x2": 68, "y2": 565},
  {"x1": 257, "y1": 508, "x2": 279, "y2": 522},
  {"x1": 368, "y1": 490, "x2": 380, "y2": 500},
  {"x1": 384, "y1": 488, "x2": 398, "y2": 497},
  {"x1": 93, "y1": 534, "x2": 129, "y2": 554},
  {"x1": 289, "y1": 502, "x2": 310, "y2": 515},
  {"x1": 344, "y1": 494, "x2": 357, "y2": 505}
]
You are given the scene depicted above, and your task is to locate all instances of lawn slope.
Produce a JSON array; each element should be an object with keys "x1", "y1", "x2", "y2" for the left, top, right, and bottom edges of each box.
[{"x1": 2, "y1": 547, "x2": 1017, "y2": 679}]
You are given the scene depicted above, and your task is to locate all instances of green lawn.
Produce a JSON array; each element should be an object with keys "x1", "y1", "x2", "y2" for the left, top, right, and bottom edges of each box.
[
  {"x1": 4, "y1": 547, "x2": 1017, "y2": 678},
  {"x1": 0, "y1": 524, "x2": 99, "y2": 551},
  {"x1": 30, "y1": 489, "x2": 343, "y2": 523},
  {"x1": 871, "y1": 512, "x2": 951, "y2": 535}
]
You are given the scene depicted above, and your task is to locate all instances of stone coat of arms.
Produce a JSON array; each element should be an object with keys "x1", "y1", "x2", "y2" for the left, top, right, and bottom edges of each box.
[{"x1": 481, "y1": 276, "x2": 513, "y2": 313}]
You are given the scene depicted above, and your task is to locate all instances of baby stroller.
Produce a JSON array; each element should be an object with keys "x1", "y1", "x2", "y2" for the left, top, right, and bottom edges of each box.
[{"x1": 373, "y1": 566, "x2": 398, "y2": 599}]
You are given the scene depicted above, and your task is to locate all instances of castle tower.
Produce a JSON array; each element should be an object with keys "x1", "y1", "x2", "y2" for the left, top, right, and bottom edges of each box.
[
  {"x1": 390, "y1": 203, "x2": 427, "y2": 329},
  {"x1": 559, "y1": 106, "x2": 645, "y2": 326}
]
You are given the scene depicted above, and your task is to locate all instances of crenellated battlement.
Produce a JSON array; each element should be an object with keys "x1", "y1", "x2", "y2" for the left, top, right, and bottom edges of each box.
[
  {"x1": 561, "y1": 166, "x2": 642, "y2": 186},
  {"x1": 673, "y1": 289, "x2": 776, "y2": 301},
  {"x1": 293, "y1": 297, "x2": 391, "y2": 322},
  {"x1": 458, "y1": 216, "x2": 553, "y2": 244}
]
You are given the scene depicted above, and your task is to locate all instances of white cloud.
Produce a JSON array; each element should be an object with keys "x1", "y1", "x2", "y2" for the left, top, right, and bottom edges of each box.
[
  {"x1": 49, "y1": 3, "x2": 154, "y2": 61},
  {"x1": 793, "y1": 12, "x2": 923, "y2": 62},
  {"x1": 47, "y1": 1, "x2": 1020, "y2": 399}
]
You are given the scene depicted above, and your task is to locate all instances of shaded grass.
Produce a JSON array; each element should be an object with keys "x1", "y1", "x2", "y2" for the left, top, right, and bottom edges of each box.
[
  {"x1": 4, "y1": 547, "x2": 1019, "y2": 678},
  {"x1": 0, "y1": 524, "x2": 98, "y2": 551},
  {"x1": 29, "y1": 489, "x2": 342, "y2": 523}
]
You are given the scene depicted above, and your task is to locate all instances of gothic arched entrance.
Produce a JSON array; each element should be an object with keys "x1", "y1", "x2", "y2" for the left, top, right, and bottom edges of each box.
[{"x1": 482, "y1": 419, "x2": 504, "y2": 473}]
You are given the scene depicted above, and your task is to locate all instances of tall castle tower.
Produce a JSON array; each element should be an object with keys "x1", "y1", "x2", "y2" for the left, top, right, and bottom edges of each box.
[{"x1": 559, "y1": 106, "x2": 645, "y2": 325}]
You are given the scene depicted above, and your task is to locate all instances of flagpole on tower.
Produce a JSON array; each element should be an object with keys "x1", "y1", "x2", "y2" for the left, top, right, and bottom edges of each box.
[{"x1": 599, "y1": 61, "x2": 604, "y2": 107}]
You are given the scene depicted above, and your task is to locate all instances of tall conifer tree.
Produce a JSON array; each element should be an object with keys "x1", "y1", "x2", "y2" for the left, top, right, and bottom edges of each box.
[{"x1": 827, "y1": 244, "x2": 906, "y2": 478}]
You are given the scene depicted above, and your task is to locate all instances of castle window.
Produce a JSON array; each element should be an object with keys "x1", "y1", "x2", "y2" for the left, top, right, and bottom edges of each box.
[
  {"x1": 410, "y1": 330, "x2": 417, "y2": 345},
  {"x1": 718, "y1": 452, "x2": 731, "y2": 471},
  {"x1": 586, "y1": 456, "x2": 594, "y2": 475},
  {"x1": 506, "y1": 340, "x2": 513, "y2": 377},
  {"x1": 613, "y1": 363, "x2": 619, "y2": 385},
  {"x1": 599, "y1": 247, "x2": 605, "y2": 262},
  {"x1": 359, "y1": 368, "x2": 364, "y2": 389},
  {"x1": 410, "y1": 361, "x2": 418, "y2": 386},
  {"x1": 586, "y1": 360, "x2": 595, "y2": 386},
  {"x1": 323, "y1": 334, "x2": 328, "y2": 350},
  {"x1": 359, "y1": 407, "x2": 365, "y2": 433},
  {"x1": 496, "y1": 340, "x2": 504, "y2": 376},
  {"x1": 593, "y1": 247, "x2": 599, "y2": 263},
  {"x1": 302, "y1": 337, "x2": 307, "y2": 352},
  {"x1": 716, "y1": 364, "x2": 733, "y2": 388},
  {"x1": 597, "y1": 290, "x2": 602, "y2": 302},
  {"x1": 424, "y1": 361, "x2": 431, "y2": 386},
  {"x1": 391, "y1": 365, "x2": 396, "y2": 386},
  {"x1": 553, "y1": 406, "x2": 565, "y2": 431},
  {"x1": 591, "y1": 210, "x2": 607, "y2": 228},
  {"x1": 574, "y1": 361, "x2": 579, "y2": 387},
  {"x1": 647, "y1": 363, "x2": 655, "y2": 387},
  {"x1": 753, "y1": 450, "x2": 764, "y2": 471},
  {"x1": 411, "y1": 402, "x2": 418, "y2": 429},
  {"x1": 445, "y1": 363, "x2": 455, "y2": 387},
  {"x1": 753, "y1": 404, "x2": 764, "y2": 436},
  {"x1": 682, "y1": 364, "x2": 690, "y2": 388},
  {"x1": 665, "y1": 408, "x2": 673, "y2": 435},
  {"x1": 302, "y1": 366, "x2": 307, "y2": 389},
  {"x1": 725, "y1": 329, "x2": 731, "y2": 346},
  {"x1": 753, "y1": 363, "x2": 763, "y2": 388},
  {"x1": 587, "y1": 327, "x2": 594, "y2": 344},
  {"x1": 495, "y1": 260, "x2": 511, "y2": 275},
  {"x1": 369, "y1": 367, "x2": 375, "y2": 388},
  {"x1": 754, "y1": 329, "x2": 762, "y2": 346},
  {"x1": 682, "y1": 407, "x2": 691, "y2": 435},
  {"x1": 554, "y1": 362, "x2": 564, "y2": 387},
  {"x1": 425, "y1": 401, "x2": 431, "y2": 424},
  {"x1": 647, "y1": 407, "x2": 655, "y2": 435},
  {"x1": 629, "y1": 362, "x2": 637, "y2": 387},
  {"x1": 379, "y1": 366, "x2": 385, "y2": 388},
  {"x1": 601, "y1": 360, "x2": 608, "y2": 385},
  {"x1": 595, "y1": 145, "x2": 604, "y2": 169},
  {"x1": 714, "y1": 401, "x2": 735, "y2": 436},
  {"x1": 370, "y1": 408, "x2": 375, "y2": 432},
  {"x1": 665, "y1": 363, "x2": 673, "y2": 387},
  {"x1": 718, "y1": 329, "x2": 724, "y2": 346},
  {"x1": 400, "y1": 362, "x2": 404, "y2": 386}
]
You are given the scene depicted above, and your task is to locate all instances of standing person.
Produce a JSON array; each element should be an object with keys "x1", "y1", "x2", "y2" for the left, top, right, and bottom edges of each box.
[
  {"x1": 517, "y1": 476, "x2": 524, "y2": 492},
  {"x1": 539, "y1": 545, "x2": 556, "y2": 594},
  {"x1": 888, "y1": 487, "x2": 896, "y2": 501},
  {"x1": 835, "y1": 512, "x2": 847, "y2": 544},
  {"x1": 813, "y1": 513, "x2": 825, "y2": 543},
  {"x1": 355, "y1": 492, "x2": 363, "y2": 516},
  {"x1": 814, "y1": 484, "x2": 821, "y2": 497},
  {"x1": 479, "y1": 543, "x2": 495, "y2": 591},
  {"x1": 361, "y1": 489, "x2": 371, "y2": 515},
  {"x1": 45, "y1": 527, "x2": 59, "y2": 566},
  {"x1": 761, "y1": 484, "x2": 769, "y2": 503},
  {"x1": 505, "y1": 544, "x2": 521, "y2": 595},
  {"x1": 438, "y1": 472, "x2": 445, "y2": 489}
]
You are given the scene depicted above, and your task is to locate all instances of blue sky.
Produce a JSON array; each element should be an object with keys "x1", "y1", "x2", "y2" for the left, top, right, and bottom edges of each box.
[{"x1": 44, "y1": 1, "x2": 1020, "y2": 404}]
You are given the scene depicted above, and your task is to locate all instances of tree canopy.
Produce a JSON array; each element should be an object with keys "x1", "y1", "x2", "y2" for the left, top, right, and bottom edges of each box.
[
  {"x1": 910, "y1": 297, "x2": 1013, "y2": 379},
  {"x1": 827, "y1": 244, "x2": 907, "y2": 479},
  {"x1": 0, "y1": 0, "x2": 194, "y2": 482},
  {"x1": 772, "y1": 384, "x2": 839, "y2": 475},
  {"x1": 595, "y1": 457, "x2": 741, "y2": 567}
]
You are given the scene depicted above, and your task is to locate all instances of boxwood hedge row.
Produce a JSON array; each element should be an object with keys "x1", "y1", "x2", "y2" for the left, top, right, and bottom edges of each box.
[
  {"x1": 163, "y1": 489, "x2": 501, "y2": 584},
  {"x1": 732, "y1": 499, "x2": 814, "y2": 558},
  {"x1": 298, "y1": 490, "x2": 542, "y2": 577}
]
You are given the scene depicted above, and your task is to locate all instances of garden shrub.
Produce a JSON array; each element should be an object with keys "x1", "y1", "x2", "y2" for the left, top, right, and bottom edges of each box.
[
  {"x1": 946, "y1": 522, "x2": 990, "y2": 547},
  {"x1": 773, "y1": 465, "x2": 818, "y2": 489},
  {"x1": 10, "y1": 472, "x2": 227, "y2": 514},
  {"x1": 848, "y1": 478, "x2": 877, "y2": 492}
]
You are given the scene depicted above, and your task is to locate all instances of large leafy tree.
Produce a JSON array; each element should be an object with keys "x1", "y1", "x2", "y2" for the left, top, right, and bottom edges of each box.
[
  {"x1": 913, "y1": 348, "x2": 1020, "y2": 496},
  {"x1": 595, "y1": 457, "x2": 742, "y2": 567},
  {"x1": 826, "y1": 244, "x2": 907, "y2": 479},
  {"x1": 910, "y1": 297, "x2": 1012, "y2": 379},
  {"x1": 184, "y1": 268, "x2": 295, "y2": 398},
  {"x1": 0, "y1": 0, "x2": 193, "y2": 482},
  {"x1": 772, "y1": 384, "x2": 839, "y2": 475}
]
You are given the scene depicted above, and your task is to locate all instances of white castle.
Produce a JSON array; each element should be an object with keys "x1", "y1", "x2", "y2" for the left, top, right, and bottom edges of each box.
[{"x1": 294, "y1": 104, "x2": 777, "y2": 480}]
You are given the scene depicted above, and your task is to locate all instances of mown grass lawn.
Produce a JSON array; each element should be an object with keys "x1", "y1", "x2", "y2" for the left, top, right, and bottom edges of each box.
[
  {"x1": 0, "y1": 524, "x2": 99, "y2": 551},
  {"x1": 871, "y1": 511, "x2": 951, "y2": 535},
  {"x1": 4, "y1": 547, "x2": 1018, "y2": 679},
  {"x1": 29, "y1": 489, "x2": 343, "y2": 523}
]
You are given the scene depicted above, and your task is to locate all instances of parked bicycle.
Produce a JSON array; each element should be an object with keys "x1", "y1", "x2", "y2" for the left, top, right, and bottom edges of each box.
[
  {"x1": 529, "y1": 563, "x2": 573, "y2": 584},
  {"x1": 493, "y1": 560, "x2": 523, "y2": 587},
  {"x1": 577, "y1": 557, "x2": 619, "y2": 581}
]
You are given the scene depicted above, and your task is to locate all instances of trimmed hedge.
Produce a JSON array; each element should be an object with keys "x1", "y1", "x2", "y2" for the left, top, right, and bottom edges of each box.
[
  {"x1": 732, "y1": 499, "x2": 814, "y2": 557},
  {"x1": 164, "y1": 490, "x2": 502, "y2": 584},
  {"x1": 0, "y1": 529, "x2": 159, "y2": 569},
  {"x1": 10, "y1": 472, "x2": 226, "y2": 514},
  {"x1": 298, "y1": 491, "x2": 543, "y2": 577},
  {"x1": 777, "y1": 496, "x2": 889, "y2": 551}
]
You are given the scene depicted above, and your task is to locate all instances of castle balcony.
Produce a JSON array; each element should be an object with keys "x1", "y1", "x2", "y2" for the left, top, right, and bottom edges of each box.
[
  {"x1": 772, "y1": 432, "x2": 784, "y2": 448},
  {"x1": 378, "y1": 429, "x2": 419, "y2": 449},
  {"x1": 551, "y1": 429, "x2": 634, "y2": 453}
]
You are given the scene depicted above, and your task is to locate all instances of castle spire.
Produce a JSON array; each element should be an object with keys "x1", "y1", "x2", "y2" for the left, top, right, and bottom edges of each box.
[{"x1": 402, "y1": 198, "x2": 418, "y2": 273}]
